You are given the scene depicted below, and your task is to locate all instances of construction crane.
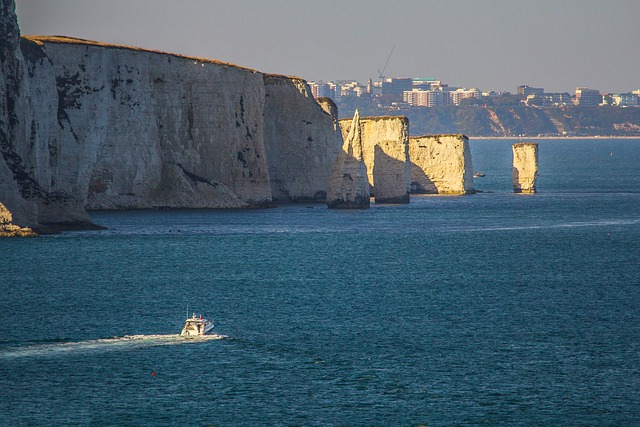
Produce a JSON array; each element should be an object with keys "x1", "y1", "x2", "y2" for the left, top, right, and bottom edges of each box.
[{"x1": 377, "y1": 46, "x2": 396, "y2": 80}]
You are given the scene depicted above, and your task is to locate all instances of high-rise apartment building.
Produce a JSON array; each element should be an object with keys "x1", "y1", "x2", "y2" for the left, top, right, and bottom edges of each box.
[
  {"x1": 575, "y1": 87, "x2": 601, "y2": 106},
  {"x1": 611, "y1": 93, "x2": 639, "y2": 107},
  {"x1": 517, "y1": 85, "x2": 544, "y2": 96},
  {"x1": 381, "y1": 78, "x2": 413, "y2": 103},
  {"x1": 403, "y1": 89, "x2": 452, "y2": 107}
]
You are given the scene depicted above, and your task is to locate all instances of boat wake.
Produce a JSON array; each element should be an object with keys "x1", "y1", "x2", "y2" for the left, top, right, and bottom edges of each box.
[
  {"x1": 458, "y1": 218, "x2": 640, "y2": 233},
  {"x1": 0, "y1": 334, "x2": 227, "y2": 359}
]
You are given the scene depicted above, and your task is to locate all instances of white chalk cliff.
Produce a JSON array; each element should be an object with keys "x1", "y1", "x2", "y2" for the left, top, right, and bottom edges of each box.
[
  {"x1": 326, "y1": 110, "x2": 370, "y2": 208},
  {"x1": 29, "y1": 36, "x2": 271, "y2": 210},
  {"x1": 1, "y1": 0, "x2": 37, "y2": 233},
  {"x1": 339, "y1": 116, "x2": 410, "y2": 204},
  {"x1": 263, "y1": 78, "x2": 342, "y2": 202},
  {"x1": 409, "y1": 134, "x2": 475, "y2": 195},
  {"x1": 2, "y1": 1, "x2": 93, "y2": 233},
  {"x1": 512, "y1": 142, "x2": 539, "y2": 193},
  {"x1": 1, "y1": 0, "x2": 340, "y2": 233}
]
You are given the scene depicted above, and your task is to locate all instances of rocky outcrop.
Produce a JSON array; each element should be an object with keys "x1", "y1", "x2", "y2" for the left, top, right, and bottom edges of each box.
[
  {"x1": 512, "y1": 142, "x2": 538, "y2": 193},
  {"x1": 1, "y1": 202, "x2": 36, "y2": 237},
  {"x1": 409, "y1": 134, "x2": 474, "y2": 194},
  {"x1": 326, "y1": 110, "x2": 370, "y2": 208},
  {"x1": 263, "y1": 77, "x2": 341, "y2": 202},
  {"x1": 339, "y1": 116, "x2": 410, "y2": 204},
  {"x1": 317, "y1": 97, "x2": 338, "y2": 121}
]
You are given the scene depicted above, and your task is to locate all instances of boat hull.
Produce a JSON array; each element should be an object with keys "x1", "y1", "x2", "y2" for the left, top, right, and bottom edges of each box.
[{"x1": 180, "y1": 317, "x2": 214, "y2": 336}]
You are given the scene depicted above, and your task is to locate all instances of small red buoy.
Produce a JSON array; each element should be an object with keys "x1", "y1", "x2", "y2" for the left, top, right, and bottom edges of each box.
[{"x1": 151, "y1": 371, "x2": 156, "y2": 377}]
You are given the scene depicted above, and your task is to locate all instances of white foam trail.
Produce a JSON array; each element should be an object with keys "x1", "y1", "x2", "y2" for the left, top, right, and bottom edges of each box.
[
  {"x1": 455, "y1": 218, "x2": 640, "y2": 233},
  {"x1": 0, "y1": 334, "x2": 226, "y2": 359}
]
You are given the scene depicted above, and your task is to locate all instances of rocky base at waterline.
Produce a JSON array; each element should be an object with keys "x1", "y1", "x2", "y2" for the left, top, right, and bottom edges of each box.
[{"x1": 0, "y1": 203, "x2": 36, "y2": 237}]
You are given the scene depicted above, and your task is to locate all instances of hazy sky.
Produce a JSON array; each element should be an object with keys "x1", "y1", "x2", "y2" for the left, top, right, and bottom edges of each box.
[{"x1": 15, "y1": 0, "x2": 640, "y2": 94}]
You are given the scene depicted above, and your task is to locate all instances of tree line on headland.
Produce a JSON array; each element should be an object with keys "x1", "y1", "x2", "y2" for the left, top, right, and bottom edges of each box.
[{"x1": 337, "y1": 95, "x2": 640, "y2": 137}]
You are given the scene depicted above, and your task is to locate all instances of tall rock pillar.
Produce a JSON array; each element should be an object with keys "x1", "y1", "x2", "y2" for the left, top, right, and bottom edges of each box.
[
  {"x1": 339, "y1": 116, "x2": 410, "y2": 204},
  {"x1": 409, "y1": 134, "x2": 474, "y2": 194},
  {"x1": 512, "y1": 142, "x2": 539, "y2": 193},
  {"x1": 326, "y1": 110, "x2": 370, "y2": 209}
]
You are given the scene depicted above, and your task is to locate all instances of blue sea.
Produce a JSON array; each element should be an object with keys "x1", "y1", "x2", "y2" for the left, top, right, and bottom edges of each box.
[{"x1": 1, "y1": 138, "x2": 640, "y2": 426}]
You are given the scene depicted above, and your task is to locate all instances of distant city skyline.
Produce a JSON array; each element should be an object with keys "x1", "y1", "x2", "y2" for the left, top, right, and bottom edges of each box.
[{"x1": 15, "y1": 0, "x2": 640, "y2": 94}]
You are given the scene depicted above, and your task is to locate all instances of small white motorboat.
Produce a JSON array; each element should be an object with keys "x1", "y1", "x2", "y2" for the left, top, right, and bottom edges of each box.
[{"x1": 180, "y1": 309, "x2": 214, "y2": 336}]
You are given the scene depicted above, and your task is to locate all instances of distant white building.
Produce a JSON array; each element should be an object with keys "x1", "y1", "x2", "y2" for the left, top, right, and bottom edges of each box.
[
  {"x1": 402, "y1": 88, "x2": 453, "y2": 107},
  {"x1": 611, "y1": 93, "x2": 639, "y2": 107},
  {"x1": 338, "y1": 81, "x2": 366, "y2": 98},
  {"x1": 450, "y1": 88, "x2": 481, "y2": 105},
  {"x1": 403, "y1": 87, "x2": 480, "y2": 107}
]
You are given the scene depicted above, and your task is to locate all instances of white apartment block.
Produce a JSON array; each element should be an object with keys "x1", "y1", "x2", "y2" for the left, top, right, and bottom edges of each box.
[{"x1": 403, "y1": 87, "x2": 480, "y2": 107}]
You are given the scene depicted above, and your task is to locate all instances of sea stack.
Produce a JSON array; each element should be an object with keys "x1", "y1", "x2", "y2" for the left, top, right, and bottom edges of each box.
[
  {"x1": 339, "y1": 116, "x2": 410, "y2": 204},
  {"x1": 512, "y1": 142, "x2": 539, "y2": 193},
  {"x1": 326, "y1": 110, "x2": 370, "y2": 209},
  {"x1": 409, "y1": 134, "x2": 474, "y2": 194}
]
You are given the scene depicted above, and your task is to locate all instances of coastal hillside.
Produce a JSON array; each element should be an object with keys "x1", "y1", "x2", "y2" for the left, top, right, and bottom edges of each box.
[{"x1": 338, "y1": 103, "x2": 640, "y2": 137}]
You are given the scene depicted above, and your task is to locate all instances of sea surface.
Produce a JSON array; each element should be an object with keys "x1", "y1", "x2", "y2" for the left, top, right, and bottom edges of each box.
[{"x1": 1, "y1": 138, "x2": 640, "y2": 426}]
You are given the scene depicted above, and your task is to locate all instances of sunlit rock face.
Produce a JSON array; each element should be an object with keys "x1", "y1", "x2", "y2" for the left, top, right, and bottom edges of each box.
[
  {"x1": 512, "y1": 142, "x2": 539, "y2": 193},
  {"x1": 0, "y1": 202, "x2": 36, "y2": 237},
  {"x1": 409, "y1": 134, "x2": 474, "y2": 194},
  {"x1": 263, "y1": 77, "x2": 341, "y2": 203},
  {"x1": 339, "y1": 116, "x2": 410, "y2": 204},
  {"x1": 326, "y1": 110, "x2": 370, "y2": 209}
]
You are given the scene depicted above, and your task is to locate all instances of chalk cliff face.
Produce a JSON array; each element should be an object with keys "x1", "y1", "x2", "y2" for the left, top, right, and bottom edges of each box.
[
  {"x1": 339, "y1": 116, "x2": 410, "y2": 204},
  {"x1": 512, "y1": 142, "x2": 538, "y2": 193},
  {"x1": 1, "y1": 0, "x2": 343, "y2": 234},
  {"x1": 22, "y1": 36, "x2": 271, "y2": 210},
  {"x1": 1, "y1": 0, "x2": 36, "y2": 232},
  {"x1": 326, "y1": 110, "x2": 370, "y2": 208},
  {"x1": 263, "y1": 76, "x2": 341, "y2": 202},
  {"x1": 2, "y1": 0, "x2": 93, "y2": 232},
  {"x1": 409, "y1": 134, "x2": 474, "y2": 195}
]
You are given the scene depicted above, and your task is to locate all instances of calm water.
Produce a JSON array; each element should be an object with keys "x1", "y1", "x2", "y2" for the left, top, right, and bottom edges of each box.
[{"x1": 1, "y1": 138, "x2": 640, "y2": 425}]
